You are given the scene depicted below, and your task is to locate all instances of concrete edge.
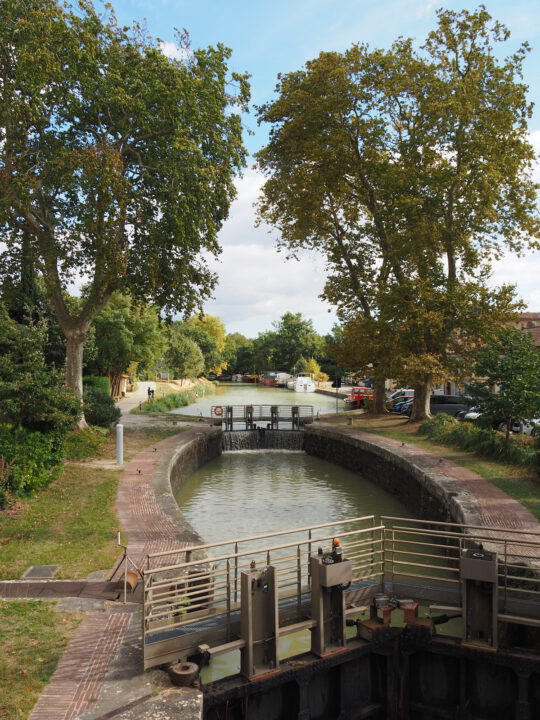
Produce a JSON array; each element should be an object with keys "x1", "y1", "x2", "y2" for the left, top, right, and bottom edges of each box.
[
  {"x1": 305, "y1": 423, "x2": 540, "y2": 532},
  {"x1": 152, "y1": 425, "x2": 222, "y2": 546}
]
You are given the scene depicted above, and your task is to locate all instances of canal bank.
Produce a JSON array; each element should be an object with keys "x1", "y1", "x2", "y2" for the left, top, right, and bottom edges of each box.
[{"x1": 27, "y1": 422, "x2": 540, "y2": 720}]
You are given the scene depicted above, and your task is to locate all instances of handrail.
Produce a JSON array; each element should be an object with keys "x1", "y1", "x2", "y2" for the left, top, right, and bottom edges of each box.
[{"x1": 146, "y1": 515, "x2": 376, "y2": 561}]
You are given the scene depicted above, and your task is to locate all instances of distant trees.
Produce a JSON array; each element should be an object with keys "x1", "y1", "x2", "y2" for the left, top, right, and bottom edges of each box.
[
  {"x1": 165, "y1": 335, "x2": 205, "y2": 381},
  {"x1": 256, "y1": 7, "x2": 539, "y2": 420},
  {"x1": 84, "y1": 293, "x2": 164, "y2": 395}
]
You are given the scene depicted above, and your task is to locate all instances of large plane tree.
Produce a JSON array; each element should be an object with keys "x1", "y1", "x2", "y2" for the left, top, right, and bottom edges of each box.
[
  {"x1": 256, "y1": 7, "x2": 539, "y2": 420},
  {"x1": 0, "y1": 0, "x2": 249, "y2": 426}
]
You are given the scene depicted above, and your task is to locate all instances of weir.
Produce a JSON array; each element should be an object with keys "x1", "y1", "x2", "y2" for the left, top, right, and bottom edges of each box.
[{"x1": 222, "y1": 429, "x2": 305, "y2": 451}]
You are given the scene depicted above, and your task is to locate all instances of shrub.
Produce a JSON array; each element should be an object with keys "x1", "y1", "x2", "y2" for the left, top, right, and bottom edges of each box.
[
  {"x1": 0, "y1": 424, "x2": 64, "y2": 496},
  {"x1": 64, "y1": 427, "x2": 108, "y2": 460},
  {"x1": 84, "y1": 387, "x2": 121, "y2": 427},
  {"x1": 419, "y1": 414, "x2": 536, "y2": 468},
  {"x1": 83, "y1": 375, "x2": 111, "y2": 394}
]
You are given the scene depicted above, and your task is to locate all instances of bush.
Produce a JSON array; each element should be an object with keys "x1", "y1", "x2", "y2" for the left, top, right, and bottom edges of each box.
[
  {"x1": 84, "y1": 387, "x2": 120, "y2": 427},
  {"x1": 64, "y1": 427, "x2": 108, "y2": 460},
  {"x1": 419, "y1": 414, "x2": 536, "y2": 468},
  {"x1": 0, "y1": 424, "x2": 64, "y2": 496},
  {"x1": 83, "y1": 375, "x2": 111, "y2": 394}
]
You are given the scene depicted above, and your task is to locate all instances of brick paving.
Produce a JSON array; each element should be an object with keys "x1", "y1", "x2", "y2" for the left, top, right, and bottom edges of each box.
[
  {"x1": 28, "y1": 428, "x2": 200, "y2": 720},
  {"x1": 29, "y1": 612, "x2": 131, "y2": 720}
]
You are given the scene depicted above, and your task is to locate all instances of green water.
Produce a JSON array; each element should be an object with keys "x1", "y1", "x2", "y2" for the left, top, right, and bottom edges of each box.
[
  {"x1": 170, "y1": 382, "x2": 344, "y2": 417},
  {"x1": 174, "y1": 450, "x2": 411, "y2": 545}
]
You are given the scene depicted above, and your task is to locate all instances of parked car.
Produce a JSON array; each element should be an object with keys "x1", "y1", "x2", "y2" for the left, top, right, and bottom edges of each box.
[
  {"x1": 400, "y1": 398, "x2": 415, "y2": 415},
  {"x1": 401, "y1": 395, "x2": 471, "y2": 418},
  {"x1": 461, "y1": 407, "x2": 502, "y2": 430},
  {"x1": 430, "y1": 395, "x2": 471, "y2": 417},
  {"x1": 497, "y1": 419, "x2": 540, "y2": 436},
  {"x1": 390, "y1": 390, "x2": 415, "y2": 412},
  {"x1": 388, "y1": 388, "x2": 414, "y2": 401}
]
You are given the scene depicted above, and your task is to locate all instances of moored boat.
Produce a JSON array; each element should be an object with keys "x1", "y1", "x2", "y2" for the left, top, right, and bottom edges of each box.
[
  {"x1": 290, "y1": 372, "x2": 316, "y2": 392},
  {"x1": 344, "y1": 386, "x2": 374, "y2": 408}
]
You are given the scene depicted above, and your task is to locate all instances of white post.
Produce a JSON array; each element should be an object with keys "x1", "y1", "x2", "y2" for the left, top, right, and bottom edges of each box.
[{"x1": 116, "y1": 423, "x2": 124, "y2": 465}]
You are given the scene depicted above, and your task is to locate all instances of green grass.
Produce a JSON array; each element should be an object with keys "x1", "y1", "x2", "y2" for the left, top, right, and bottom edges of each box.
[
  {"x1": 0, "y1": 464, "x2": 121, "y2": 579},
  {"x1": 0, "y1": 601, "x2": 82, "y2": 719},
  {"x1": 64, "y1": 426, "x2": 109, "y2": 460}
]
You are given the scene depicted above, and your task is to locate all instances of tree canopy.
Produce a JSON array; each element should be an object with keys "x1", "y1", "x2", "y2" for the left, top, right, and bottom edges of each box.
[
  {"x1": 0, "y1": 0, "x2": 249, "y2": 424},
  {"x1": 256, "y1": 7, "x2": 539, "y2": 419},
  {"x1": 466, "y1": 327, "x2": 540, "y2": 439}
]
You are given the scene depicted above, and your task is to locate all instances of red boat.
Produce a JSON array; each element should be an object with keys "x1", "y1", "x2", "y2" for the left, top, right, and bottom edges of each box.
[{"x1": 344, "y1": 387, "x2": 374, "y2": 409}]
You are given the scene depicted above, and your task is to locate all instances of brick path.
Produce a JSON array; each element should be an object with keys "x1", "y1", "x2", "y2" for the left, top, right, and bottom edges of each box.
[
  {"x1": 29, "y1": 612, "x2": 131, "y2": 720},
  {"x1": 29, "y1": 429, "x2": 199, "y2": 720}
]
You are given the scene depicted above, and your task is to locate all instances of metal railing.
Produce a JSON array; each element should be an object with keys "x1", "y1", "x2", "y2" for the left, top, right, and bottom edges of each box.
[
  {"x1": 142, "y1": 516, "x2": 540, "y2": 668},
  {"x1": 381, "y1": 516, "x2": 540, "y2": 618},
  {"x1": 210, "y1": 404, "x2": 314, "y2": 429},
  {"x1": 142, "y1": 515, "x2": 382, "y2": 667}
]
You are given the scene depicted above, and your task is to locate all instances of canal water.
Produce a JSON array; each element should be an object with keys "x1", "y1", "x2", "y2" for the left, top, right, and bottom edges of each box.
[
  {"x1": 174, "y1": 450, "x2": 410, "y2": 546},
  {"x1": 170, "y1": 382, "x2": 344, "y2": 417},
  {"x1": 174, "y1": 450, "x2": 412, "y2": 682}
]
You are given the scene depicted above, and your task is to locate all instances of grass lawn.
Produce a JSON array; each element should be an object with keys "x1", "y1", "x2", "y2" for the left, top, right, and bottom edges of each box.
[
  {"x1": 325, "y1": 412, "x2": 540, "y2": 522},
  {"x1": 0, "y1": 424, "x2": 187, "y2": 719},
  {"x1": 0, "y1": 426, "x2": 187, "y2": 580},
  {"x1": 0, "y1": 601, "x2": 82, "y2": 720}
]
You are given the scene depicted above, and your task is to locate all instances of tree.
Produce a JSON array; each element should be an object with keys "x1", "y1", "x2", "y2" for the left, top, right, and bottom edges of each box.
[
  {"x1": 85, "y1": 292, "x2": 165, "y2": 396},
  {"x1": 256, "y1": 7, "x2": 539, "y2": 420},
  {"x1": 271, "y1": 313, "x2": 324, "y2": 372},
  {"x1": 466, "y1": 327, "x2": 540, "y2": 440},
  {"x1": 165, "y1": 335, "x2": 204, "y2": 381},
  {"x1": 0, "y1": 0, "x2": 249, "y2": 426},
  {"x1": 177, "y1": 323, "x2": 221, "y2": 375},
  {"x1": 303, "y1": 357, "x2": 328, "y2": 382},
  {"x1": 223, "y1": 332, "x2": 255, "y2": 373},
  {"x1": 185, "y1": 315, "x2": 227, "y2": 374},
  {"x1": 0, "y1": 303, "x2": 80, "y2": 433}
]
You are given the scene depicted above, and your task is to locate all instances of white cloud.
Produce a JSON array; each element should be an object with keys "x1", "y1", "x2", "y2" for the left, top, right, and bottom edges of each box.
[
  {"x1": 202, "y1": 170, "x2": 335, "y2": 336},
  {"x1": 158, "y1": 41, "x2": 191, "y2": 62},
  {"x1": 416, "y1": 0, "x2": 446, "y2": 20}
]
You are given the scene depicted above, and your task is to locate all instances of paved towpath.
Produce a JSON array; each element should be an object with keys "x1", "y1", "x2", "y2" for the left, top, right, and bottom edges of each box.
[{"x1": 27, "y1": 426, "x2": 209, "y2": 720}]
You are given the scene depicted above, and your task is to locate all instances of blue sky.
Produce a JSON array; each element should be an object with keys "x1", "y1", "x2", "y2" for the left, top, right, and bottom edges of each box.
[{"x1": 113, "y1": 0, "x2": 540, "y2": 337}]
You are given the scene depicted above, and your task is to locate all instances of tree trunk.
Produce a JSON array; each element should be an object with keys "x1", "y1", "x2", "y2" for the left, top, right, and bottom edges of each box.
[
  {"x1": 409, "y1": 380, "x2": 432, "y2": 422},
  {"x1": 371, "y1": 375, "x2": 388, "y2": 414},
  {"x1": 65, "y1": 329, "x2": 89, "y2": 430}
]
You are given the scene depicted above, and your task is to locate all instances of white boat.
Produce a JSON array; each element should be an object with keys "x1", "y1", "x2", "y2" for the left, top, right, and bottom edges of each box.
[{"x1": 290, "y1": 372, "x2": 316, "y2": 393}]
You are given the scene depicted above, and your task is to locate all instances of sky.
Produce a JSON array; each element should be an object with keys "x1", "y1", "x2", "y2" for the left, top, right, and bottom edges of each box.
[{"x1": 112, "y1": 0, "x2": 540, "y2": 338}]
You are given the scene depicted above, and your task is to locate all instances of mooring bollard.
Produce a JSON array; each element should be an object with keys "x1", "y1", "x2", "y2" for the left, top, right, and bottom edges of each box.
[{"x1": 116, "y1": 423, "x2": 124, "y2": 465}]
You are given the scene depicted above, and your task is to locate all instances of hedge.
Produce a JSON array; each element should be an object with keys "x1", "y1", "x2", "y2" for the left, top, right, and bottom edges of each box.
[
  {"x1": 83, "y1": 376, "x2": 111, "y2": 394},
  {"x1": 419, "y1": 413, "x2": 536, "y2": 468}
]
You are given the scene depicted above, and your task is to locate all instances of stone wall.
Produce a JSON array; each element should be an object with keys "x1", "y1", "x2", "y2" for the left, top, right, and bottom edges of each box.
[{"x1": 304, "y1": 424, "x2": 475, "y2": 524}]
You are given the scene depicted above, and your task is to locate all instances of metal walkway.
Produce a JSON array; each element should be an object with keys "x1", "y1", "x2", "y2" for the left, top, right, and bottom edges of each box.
[
  {"x1": 142, "y1": 516, "x2": 540, "y2": 671},
  {"x1": 210, "y1": 404, "x2": 314, "y2": 430}
]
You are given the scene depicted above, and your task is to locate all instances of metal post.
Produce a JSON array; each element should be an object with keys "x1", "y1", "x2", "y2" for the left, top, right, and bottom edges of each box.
[
  {"x1": 116, "y1": 423, "x2": 124, "y2": 465},
  {"x1": 123, "y1": 547, "x2": 128, "y2": 603}
]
